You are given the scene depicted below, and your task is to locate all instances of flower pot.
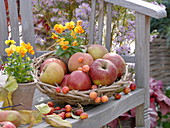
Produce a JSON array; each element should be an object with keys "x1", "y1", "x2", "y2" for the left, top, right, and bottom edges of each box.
[{"x1": 12, "y1": 80, "x2": 37, "y2": 110}]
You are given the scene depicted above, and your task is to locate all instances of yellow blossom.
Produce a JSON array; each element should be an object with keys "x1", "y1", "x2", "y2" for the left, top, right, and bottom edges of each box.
[
  {"x1": 70, "y1": 30, "x2": 76, "y2": 39},
  {"x1": 51, "y1": 33, "x2": 58, "y2": 39},
  {"x1": 74, "y1": 25, "x2": 84, "y2": 34},
  {"x1": 54, "y1": 24, "x2": 65, "y2": 33},
  {"x1": 5, "y1": 44, "x2": 16, "y2": 56},
  {"x1": 5, "y1": 40, "x2": 16, "y2": 46},
  {"x1": 61, "y1": 45, "x2": 69, "y2": 50},
  {"x1": 77, "y1": 20, "x2": 82, "y2": 26},
  {"x1": 65, "y1": 21, "x2": 75, "y2": 30},
  {"x1": 16, "y1": 46, "x2": 27, "y2": 57},
  {"x1": 20, "y1": 42, "x2": 34, "y2": 55},
  {"x1": 58, "y1": 41, "x2": 69, "y2": 46},
  {"x1": 56, "y1": 38, "x2": 65, "y2": 42},
  {"x1": 72, "y1": 41, "x2": 78, "y2": 46}
]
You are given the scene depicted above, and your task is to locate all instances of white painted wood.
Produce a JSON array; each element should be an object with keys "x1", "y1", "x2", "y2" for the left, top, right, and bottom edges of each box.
[
  {"x1": 104, "y1": 0, "x2": 167, "y2": 19},
  {"x1": 0, "y1": 1, "x2": 8, "y2": 56},
  {"x1": 105, "y1": 3, "x2": 112, "y2": 51},
  {"x1": 8, "y1": 0, "x2": 20, "y2": 44},
  {"x1": 89, "y1": 0, "x2": 97, "y2": 44},
  {"x1": 98, "y1": 0, "x2": 105, "y2": 44},
  {"x1": 19, "y1": 0, "x2": 35, "y2": 47}
]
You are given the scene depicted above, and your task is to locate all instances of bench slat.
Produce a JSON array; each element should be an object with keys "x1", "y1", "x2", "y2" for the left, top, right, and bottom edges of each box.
[
  {"x1": 8, "y1": 0, "x2": 20, "y2": 44},
  {"x1": 98, "y1": 0, "x2": 105, "y2": 44},
  {"x1": 105, "y1": 3, "x2": 112, "y2": 50},
  {"x1": 0, "y1": 1, "x2": 8, "y2": 56},
  {"x1": 104, "y1": 0, "x2": 167, "y2": 19},
  {"x1": 19, "y1": 0, "x2": 35, "y2": 46}
]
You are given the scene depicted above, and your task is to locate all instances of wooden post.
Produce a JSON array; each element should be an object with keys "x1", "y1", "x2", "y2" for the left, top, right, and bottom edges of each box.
[{"x1": 135, "y1": 13, "x2": 150, "y2": 128}]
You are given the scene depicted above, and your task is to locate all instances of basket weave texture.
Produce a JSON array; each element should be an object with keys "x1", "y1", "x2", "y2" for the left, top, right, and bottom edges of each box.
[
  {"x1": 150, "y1": 38, "x2": 170, "y2": 88},
  {"x1": 33, "y1": 51, "x2": 129, "y2": 105}
]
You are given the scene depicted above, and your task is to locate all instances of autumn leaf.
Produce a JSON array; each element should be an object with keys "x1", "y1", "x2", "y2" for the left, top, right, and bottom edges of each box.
[
  {"x1": 2, "y1": 92, "x2": 13, "y2": 110},
  {"x1": 35, "y1": 103, "x2": 51, "y2": 114},
  {"x1": 18, "y1": 110, "x2": 43, "y2": 127},
  {"x1": 0, "y1": 87, "x2": 8, "y2": 102},
  {"x1": 3, "y1": 76, "x2": 18, "y2": 92},
  {"x1": 46, "y1": 115, "x2": 72, "y2": 128}
]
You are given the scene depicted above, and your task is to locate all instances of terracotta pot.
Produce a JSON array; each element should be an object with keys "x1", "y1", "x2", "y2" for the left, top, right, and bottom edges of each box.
[{"x1": 12, "y1": 80, "x2": 37, "y2": 110}]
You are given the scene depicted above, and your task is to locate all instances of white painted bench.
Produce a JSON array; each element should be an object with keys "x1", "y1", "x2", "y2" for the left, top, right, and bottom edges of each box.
[{"x1": 0, "y1": 0, "x2": 167, "y2": 128}]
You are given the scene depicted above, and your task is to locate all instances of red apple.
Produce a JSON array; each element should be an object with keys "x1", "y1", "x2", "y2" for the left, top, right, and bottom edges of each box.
[
  {"x1": 89, "y1": 59, "x2": 118, "y2": 85},
  {"x1": 0, "y1": 121, "x2": 16, "y2": 128},
  {"x1": 67, "y1": 71, "x2": 92, "y2": 91},
  {"x1": 87, "y1": 44, "x2": 108, "y2": 60},
  {"x1": 40, "y1": 58, "x2": 67, "y2": 74},
  {"x1": 60, "y1": 74, "x2": 70, "y2": 87},
  {"x1": 103, "y1": 53, "x2": 126, "y2": 79},
  {"x1": 68, "y1": 52, "x2": 94, "y2": 72}
]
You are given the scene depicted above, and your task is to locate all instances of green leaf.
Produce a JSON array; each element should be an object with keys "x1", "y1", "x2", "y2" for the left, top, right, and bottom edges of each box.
[
  {"x1": 0, "y1": 87, "x2": 8, "y2": 102},
  {"x1": 35, "y1": 103, "x2": 51, "y2": 114},
  {"x1": 71, "y1": 112, "x2": 80, "y2": 119},
  {"x1": 46, "y1": 115, "x2": 72, "y2": 128},
  {"x1": 3, "y1": 76, "x2": 18, "y2": 92}
]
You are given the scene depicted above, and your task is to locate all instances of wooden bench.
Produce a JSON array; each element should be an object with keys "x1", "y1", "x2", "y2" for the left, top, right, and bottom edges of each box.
[{"x1": 0, "y1": 0, "x2": 167, "y2": 127}]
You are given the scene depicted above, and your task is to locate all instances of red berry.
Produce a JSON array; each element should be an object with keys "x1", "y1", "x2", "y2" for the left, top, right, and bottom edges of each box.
[
  {"x1": 65, "y1": 112, "x2": 72, "y2": 118},
  {"x1": 54, "y1": 106, "x2": 61, "y2": 110},
  {"x1": 55, "y1": 87, "x2": 61, "y2": 93},
  {"x1": 62, "y1": 86, "x2": 69, "y2": 94},
  {"x1": 123, "y1": 87, "x2": 131, "y2": 94},
  {"x1": 47, "y1": 101, "x2": 54, "y2": 107},
  {"x1": 101, "y1": 95, "x2": 109, "y2": 103},
  {"x1": 74, "y1": 109, "x2": 84, "y2": 116},
  {"x1": 80, "y1": 112, "x2": 88, "y2": 119},
  {"x1": 114, "y1": 93, "x2": 121, "y2": 100},
  {"x1": 58, "y1": 112, "x2": 66, "y2": 119},
  {"x1": 91, "y1": 85, "x2": 98, "y2": 89},
  {"x1": 82, "y1": 65, "x2": 90, "y2": 72},
  {"x1": 65, "y1": 104, "x2": 72, "y2": 112},
  {"x1": 130, "y1": 82, "x2": 137, "y2": 91}
]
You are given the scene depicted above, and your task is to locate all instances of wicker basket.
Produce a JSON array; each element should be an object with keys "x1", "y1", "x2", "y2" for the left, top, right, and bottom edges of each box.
[
  {"x1": 33, "y1": 51, "x2": 129, "y2": 105},
  {"x1": 150, "y1": 38, "x2": 170, "y2": 89}
]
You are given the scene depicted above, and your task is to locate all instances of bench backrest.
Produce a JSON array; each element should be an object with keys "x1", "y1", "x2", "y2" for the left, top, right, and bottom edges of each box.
[{"x1": 0, "y1": 0, "x2": 35, "y2": 57}]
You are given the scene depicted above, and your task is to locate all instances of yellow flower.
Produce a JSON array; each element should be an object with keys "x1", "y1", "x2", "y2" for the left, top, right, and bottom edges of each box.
[
  {"x1": 74, "y1": 25, "x2": 84, "y2": 34},
  {"x1": 5, "y1": 40, "x2": 16, "y2": 46},
  {"x1": 56, "y1": 38, "x2": 65, "y2": 43},
  {"x1": 54, "y1": 24, "x2": 65, "y2": 33},
  {"x1": 77, "y1": 20, "x2": 82, "y2": 26},
  {"x1": 70, "y1": 30, "x2": 76, "y2": 39},
  {"x1": 58, "y1": 41, "x2": 69, "y2": 46},
  {"x1": 65, "y1": 21, "x2": 75, "y2": 30},
  {"x1": 16, "y1": 46, "x2": 27, "y2": 57},
  {"x1": 20, "y1": 42, "x2": 34, "y2": 55},
  {"x1": 72, "y1": 41, "x2": 78, "y2": 46},
  {"x1": 61, "y1": 45, "x2": 69, "y2": 50},
  {"x1": 51, "y1": 33, "x2": 58, "y2": 39},
  {"x1": 5, "y1": 44, "x2": 16, "y2": 56}
]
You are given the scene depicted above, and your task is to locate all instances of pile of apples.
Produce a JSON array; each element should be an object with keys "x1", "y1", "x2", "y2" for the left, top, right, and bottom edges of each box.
[
  {"x1": 39, "y1": 44, "x2": 130, "y2": 102},
  {"x1": 45, "y1": 101, "x2": 88, "y2": 120}
]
